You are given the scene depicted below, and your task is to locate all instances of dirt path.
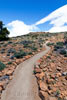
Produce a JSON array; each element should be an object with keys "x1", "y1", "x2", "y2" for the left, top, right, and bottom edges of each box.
[{"x1": 1, "y1": 44, "x2": 50, "y2": 100}]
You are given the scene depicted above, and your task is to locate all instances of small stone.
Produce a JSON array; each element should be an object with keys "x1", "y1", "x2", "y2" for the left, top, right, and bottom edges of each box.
[
  {"x1": 39, "y1": 82, "x2": 48, "y2": 91},
  {"x1": 43, "y1": 68, "x2": 47, "y2": 72},
  {"x1": 56, "y1": 73, "x2": 61, "y2": 77},
  {"x1": 48, "y1": 85, "x2": 52, "y2": 90},
  {"x1": 48, "y1": 97, "x2": 57, "y2": 100},
  {"x1": 49, "y1": 68, "x2": 52, "y2": 72},
  {"x1": 35, "y1": 68, "x2": 41, "y2": 73},
  {"x1": 0, "y1": 72, "x2": 3, "y2": 77},
  {"x1": 65, "y1": 76, "x2": 67, "y2": 80},
  {"x1": 62, "y1": 82, "x2": 66, "y2": 85},
  {"x1": 50, "y1": 74, "x2": 55, "y2": 79},
  {"x1": 0, "y1": 86, "x2": 2, "y2": 92},
  {"x1": 57, "y1": 67, "x2": 61, "y2": 71},
  {"x1": 10, "y1": 55, "x2": 14, "y2": 60},
  {"x1": 0, "y1": 81, "x2": 5, "y2": 87},
  {"x1": 39, "y1": 90, "x2": 49, "y2": 100},
  {"x1": 9, "y1": 76, "x2": 13, "y2": 80},
  {"x1": 6, "y1": 69, "x2": 14, "y2": 75},
  {"x1": 39, "y1": 72, "x2": 45, "y2": 80},
  {"x1": 64, "y1": 97, "x2": 67, "y2": 100},
  {"x1": 35, "y1": 64, "x2": 39, "y2": 68},
  {"x1": 46, "y1": 78, "x2": 54, "y2": 84},
  {"x1": 62, "y1": 72, "x2": 67, "y2": 76}
]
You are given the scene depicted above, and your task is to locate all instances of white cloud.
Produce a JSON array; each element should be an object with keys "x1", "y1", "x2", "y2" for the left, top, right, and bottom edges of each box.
[
  {"x1": 49, "y1": 26, "x2": 67, "y2": 32},
  {"x1": 7, "y1": 5, "x2": 67, "y2": 37},
  {"x1": 7, "y1": 20, "x2": 39, "y2": 37},
  {"x1": 35, "y1": 5, "x2": 67, "y2": 32}
]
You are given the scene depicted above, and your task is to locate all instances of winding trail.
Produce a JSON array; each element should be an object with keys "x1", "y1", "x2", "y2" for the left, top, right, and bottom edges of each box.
[{"x1": 1, "y1": 44, "x2": 50, "y2": 100}]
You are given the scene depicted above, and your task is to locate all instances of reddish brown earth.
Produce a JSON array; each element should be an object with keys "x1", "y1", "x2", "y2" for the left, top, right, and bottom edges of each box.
[
  {"x1": 0, "y1": 32, "x2": 65, "y2": 99},
  {"x1": 34, "y1": 46, "x2": 67, "y2": 100},
  {"x1": 1, "y1": 43, "x2": 50, "y2": 100}
]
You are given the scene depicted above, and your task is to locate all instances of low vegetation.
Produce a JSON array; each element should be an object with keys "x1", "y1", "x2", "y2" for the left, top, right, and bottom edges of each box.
[
  {"x1": 54, "y1": 41, "x2": 67, "y2": 57},
  {"x1": 14, "y1": 50, "x2": 27, "y2": 58},
  {"x1": 0, "y1": 62, "x2": 6, "y2": 71}
]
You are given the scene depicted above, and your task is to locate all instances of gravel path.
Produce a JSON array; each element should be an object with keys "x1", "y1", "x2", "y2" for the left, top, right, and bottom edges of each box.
[{"x1": 1, "y1": 44, "x2": 50, "y2": 100}]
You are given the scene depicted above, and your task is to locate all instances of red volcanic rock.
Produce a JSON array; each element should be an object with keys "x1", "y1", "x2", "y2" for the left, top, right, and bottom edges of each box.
[
  {"x1": 0, "y1": 72, "x2": 3, "y2": 77},
  {"x1": 39, "y1": 81, "x2": 48, "y2": 91},
  {"x1": 46, "y1": 78, "x2": 54, "y2": 84},
  {"x1": 50, "y1": 74, "x2": 55, "y2": 79},
  {"x1": 35, "y1": 68, "x2": 41, "y2": 73},
  {"x1": 37, "y1": 59, "x2": 42, "y2": 64},
  {"x1": 6, "y1": 69, "x2": 14, "y2": 75},
  {"x1": 56, "y1": 67, "x2": 62, "y2": 71},
  {"x1": 50, "y1": 63, "x2": 55, "y2": 68},
  {"x1": 0, "y1": 81, "x2": 5, "y2": 87},
  {"x1": 49, "y1": 97, "x2": 57, "y2": 100},
  {"x1": 56, "y1": 72, "x2": 61, "y2": 77},
  {"x1": 35, "y1": 73, "x2": 40, "y2": 79},
  {"x1": 39, "y1": 90, "x2": 49, "y2": 100},
  {"x1": 0, "y1": 86, "x2": 2, "y2": 92},
  {"x1": 39, "y1": 72, "x2": 45, "y2": 80}
]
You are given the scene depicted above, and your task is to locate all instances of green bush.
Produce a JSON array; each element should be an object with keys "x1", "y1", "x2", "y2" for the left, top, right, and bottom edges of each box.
[
  {"x1": 0, "y1": 62, "x2": 6, "y2": 71},
  {"x1": 54, "y1": 42, "x2": 64, "y2": 51},
  {"x1": 55, "y1": 90, "x2": 60, "y2": 97},
  {"x1": 56, "y1": 42, "x2": 64, "y2": 47},
  {"x1": 47, "y1": 42, "x2": 54, "y2": 46},
  {"x1": 14, "y1": 50, "x2": 27, "y2": 58},
  {"x1": 8, "y1": 61, "x2": 12, "y2": 65},
  {"x1": 60, "y1": 49, "x2": 66, "y2": 55},
  {"x1": 47, "y1": 56, "x2": 51, "y2": 59},
  {"x1": 31, "y1": 47, "x2": 37, "y2": 51},
  {"x1": 33, "y1": 70, "x2": 36, "y2": 74},
  {"x1": 64, "y1": 52, "x2": 67, "y2": 57},
  {"x1": 28, "y1": 52, "x2": 32, "y2": 55}
]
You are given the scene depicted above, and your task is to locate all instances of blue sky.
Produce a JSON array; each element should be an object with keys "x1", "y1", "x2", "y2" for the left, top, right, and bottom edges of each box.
[
  {"x1": 0, "y1": 0, "x2": 67, "y2": 37},
  {"x1": 0, "y1": 0, "x2": 66, "y2": 24}
]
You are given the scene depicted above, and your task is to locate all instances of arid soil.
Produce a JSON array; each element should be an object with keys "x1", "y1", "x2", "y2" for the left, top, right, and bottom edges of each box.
[
  {"x1": 1, "y1": 44, "x2": 50, "y2": 100},
  {"x1": 34, "y1": 42, "x2": 67, "y2": 100},
  {"x1": 0, "y1": 32, "x2": 65, "y2": 99}
]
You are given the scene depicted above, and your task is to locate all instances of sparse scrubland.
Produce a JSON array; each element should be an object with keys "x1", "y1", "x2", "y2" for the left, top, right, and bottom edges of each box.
[
  {"x1": 34, "y1": 32, "x2": 67, "y2": 100},
  {"x1": 0, "y1": 24, "x2": 67, "y2": 100}
]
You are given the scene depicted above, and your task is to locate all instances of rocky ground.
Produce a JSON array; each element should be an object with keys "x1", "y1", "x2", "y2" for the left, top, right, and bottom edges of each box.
[
  {"x1": 0, "y1": 32, "x2": 66, "y2": 99},
  {"x1": 0, "y1": 32, "x2": 46, "y2": 98},
  {"x1": 34, "y1": 36, "x2": 67, "y2": 100}
]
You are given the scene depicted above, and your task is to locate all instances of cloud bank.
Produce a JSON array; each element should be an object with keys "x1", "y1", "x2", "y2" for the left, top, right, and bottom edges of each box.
[
  {"x1": 7, "y1": 5, "x2": 67, "y2": 37},
  {"x1": 7, "y1": 20, "x2": 39, "y2": 37},
  {"x1": 35, "y1": 4, "x2": 67, "y2": 32}
]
